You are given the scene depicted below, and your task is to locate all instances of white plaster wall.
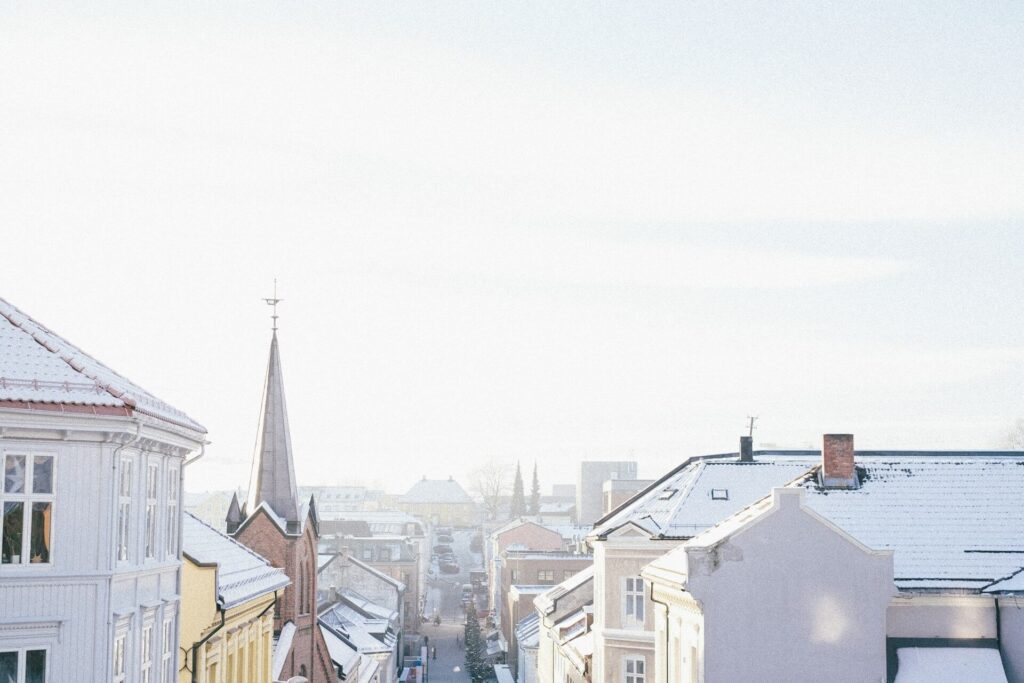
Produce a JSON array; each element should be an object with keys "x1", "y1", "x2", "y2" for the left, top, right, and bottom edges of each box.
[
  {"x1": 685, "y1": 491, "x2": 894, "y2": 683},
  {"x1": 999, "y1": 596, "x2": 1024, "y2": 683}
]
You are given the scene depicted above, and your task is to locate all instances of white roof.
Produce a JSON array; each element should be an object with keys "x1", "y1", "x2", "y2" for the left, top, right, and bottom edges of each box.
[
  {"x1": 515, "y1": 613, "x2": 540, "y2": 649},
  {"x1": 321, "y1": 625, "x2": 362, "y2": 674},
  {"x1": 320, "y1": 602, "x2": 395, "y2": 653},
  {"x1": 494, "y1": 664, "x2": 515, "y2": 683},
  {"x1": 0, "y1": 297, "x2": 205, "y2": 433},
  {"x1": 796, "y1": 458, "x2": 1024, "y2": 590},
  {"x1": 182, "y1": 512, "x2": 290, "y2": 608},
  {"x1": 894, "y1": 647, "x2": 1007, "y2": 682},
  {"x1": 400, "y1": 477, "x2": 474, "y2": 504},
  {"x1": 592, "y1": 456, "x2": 817, "y2": 539},
  {"x1": 272, "y1": 622, "x2": 296, "y2": 681}
]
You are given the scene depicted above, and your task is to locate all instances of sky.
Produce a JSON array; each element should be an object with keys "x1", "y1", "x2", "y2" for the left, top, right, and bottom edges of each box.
[{"x1": 1, "y1": 2, "x2": 1023, "y2": 495}]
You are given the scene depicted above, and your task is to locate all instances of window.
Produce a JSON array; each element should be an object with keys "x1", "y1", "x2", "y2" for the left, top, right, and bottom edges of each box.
[
  {"x1": 362, "y1": 548, "x2": 373, "y2": 561},
  {"x1": 710, "y1": 488, "x2": 729, "y2": 500},
  {"x1": 141, "y1": 621, "x2": 154, "y2": 683},
  {"x1": 537, "y1": 570, "x2": 555, "y2": 583},
  {"x1": 117, "y1": 457, "x2": 133, "y2": 563},
  {"x1": 113, "y1": 631, "x2": 128, "y2": 683},
  {"x1": 0, "y1": 648, "x2": 47, "y2": 683},
  {"x1": 2, "y1": 453, "x2": 54, "y2": 565},
  {"x1": 563, "y1": 570, "x2": 576, "y2": 581},
  {"x1": 624, "y1": 656, "x2": 645, "y2": 683},
  {"x1": 161, "y1": 615, "x2": 175, "y2": 683},
  {"x1": 145, "y1": 462, "x2": 158, "y2": 560},
  {"x1": 166, "y1": 469, "x2": 179, "y2": 558},
  {"x1": 623, "y1": 577, "x2": 644, "y2": 626}
]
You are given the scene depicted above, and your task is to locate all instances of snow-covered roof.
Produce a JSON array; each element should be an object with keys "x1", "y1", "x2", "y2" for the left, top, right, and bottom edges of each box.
[
  {"x1": 0, "y1": 296, "x2": 205, "y2": 433},
  {"x1": 795, "y1": 458, "x2": 1024, "y2": 590},
  {"x1": 182, "y1": 512, "x2": 290, "y2": 609},
  {"x1": 535, "y1": 565, "x2": 594, "y2": 616},
  {"x1": 494, "y1": 664, "x2": 515, "y2": 683},
  {"x1": 400, "y1": 477, "x2": 474, "y2": 504},
  {"x1": 894, "y1": 647, "x2": 1007, "y2": 682},
  {"x1": 272, "y1": 622, "x2": 296, "y2": 681},
  {"x1": 515, "y1": 613, "x2": 540, "y2": 649},
  {"x1": 320, "y1": 624, "x2": 362, "y2": 676},
  {"x1": 320, "y1": 601, "x2": 395, "y2": 653},
  {"x1": 591, "y1": 454, "x2": 817, "y2": 539}
]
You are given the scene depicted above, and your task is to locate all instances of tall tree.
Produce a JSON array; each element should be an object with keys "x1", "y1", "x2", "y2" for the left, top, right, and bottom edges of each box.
[
  {"x1": 529, "y1": 461, "x2": 541, "y2": 515},
  {"x1": 510, "y1": 461, "x2": 526, "y2": 518},
  {"x1": 464, "y1": 603, "x2": 488, "y2": 682}
]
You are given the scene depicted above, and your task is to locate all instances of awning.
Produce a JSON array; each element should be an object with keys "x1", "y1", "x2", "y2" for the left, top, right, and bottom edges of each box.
[{"x1": 894, "y1": 647, "x2": 1008, "y2": 683}]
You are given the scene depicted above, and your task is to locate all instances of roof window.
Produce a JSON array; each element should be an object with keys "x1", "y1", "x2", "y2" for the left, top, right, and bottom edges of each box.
[
  {"x1": 711, "y1": 488, "x2": 729, "y2": 500},
  {"x1": 658, "y1": 488, "x2": 677, "y2": 500}
]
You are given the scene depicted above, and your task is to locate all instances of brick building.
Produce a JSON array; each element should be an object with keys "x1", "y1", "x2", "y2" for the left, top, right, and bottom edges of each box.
[{"x1": 226, "y1": 328, "x2": 336, "y2": 682}]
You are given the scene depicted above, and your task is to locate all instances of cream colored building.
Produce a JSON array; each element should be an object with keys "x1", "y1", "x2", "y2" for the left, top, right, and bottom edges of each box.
[
  {"x1": 180, "y1": 512, "x2": 290, "y2": 683},
  {"x1": 642, "y1": 435, "x2": 1024, "y2": 682}
]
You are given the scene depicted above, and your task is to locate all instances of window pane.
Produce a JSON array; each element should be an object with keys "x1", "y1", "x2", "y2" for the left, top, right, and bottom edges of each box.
[
  {"x1": 2, "y1": 502, "x2": 24, "y2": 564},
  {"x1": 4, "y1": 455, "x2": 26, "y2": 493},
  {"x1": 30, "y1": 502, "x2": 51, "y2": 563},
  {"x1": 26, "y1": 650, "x2": 47, "y2": 683},
  {"x1": 32, "y1": 456, "x2": 53, "y2": 494},
  {"x1": 0, "y1": 651, "x2": 16, "y2": 683}
]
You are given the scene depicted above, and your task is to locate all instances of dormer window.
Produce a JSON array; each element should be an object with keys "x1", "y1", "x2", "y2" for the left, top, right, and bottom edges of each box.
[
  {"x1": 711, "y1": 488, "x2": 729, "y2": 500},
  {"x1": 658, "y1": 488, "x2": 677, "y2": 500}
]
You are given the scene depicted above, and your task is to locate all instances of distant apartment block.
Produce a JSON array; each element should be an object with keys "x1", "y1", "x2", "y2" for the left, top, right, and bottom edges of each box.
[{"x1": 576, "y1": 461, "x2": 637, "y2": 525}]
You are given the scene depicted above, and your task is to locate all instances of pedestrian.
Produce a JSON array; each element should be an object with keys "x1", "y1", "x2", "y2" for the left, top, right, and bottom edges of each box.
[{"x1": 432, "y1": 646, "x2": 437, "y2": 661}]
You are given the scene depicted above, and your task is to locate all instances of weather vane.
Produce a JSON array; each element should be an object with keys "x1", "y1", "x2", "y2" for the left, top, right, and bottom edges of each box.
[{"x1": 263, "y1": 278, "x2": 283, "y2": 331}]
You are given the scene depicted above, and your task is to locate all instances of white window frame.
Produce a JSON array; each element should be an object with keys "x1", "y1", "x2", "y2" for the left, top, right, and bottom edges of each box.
[
  {"x1": 2, "y1": 452, "x2": 56, "y2": 567},
  {"x1": 165, "y1": 468, "x2": 179, "y2": 559},
  {"x1": 117, "y1": 456, "x2": 134, "y2": 564},
  {"x1": 537, "y1": 569, "x2": 554, "y2": 582},
  {"x1": 145, "y1": 460, "x2": 159, "y2": 561},
  {"x1": 0, "y1": 646, "x2": 50, "y2": 683},
  {"x1": 622, "y1": 576, "x2": 645, "y2": 628},
  {"x1": 112, "y1": 617, "x2": 132, "y2": 683},
  {"x1": 160, "y1": 611, "x2": 176, "y2": 683},
  {"x1": 140, "y1": 614, "x2": 155, "y2": 683},
  {"x1": 623, "y1": 656, "x2": 646, "y2": 683}
]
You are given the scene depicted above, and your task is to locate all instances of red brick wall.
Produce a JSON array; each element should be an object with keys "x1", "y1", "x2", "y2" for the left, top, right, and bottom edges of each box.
[{"x1": 496, "y1": 523, "x2": 564, "y2": 555}]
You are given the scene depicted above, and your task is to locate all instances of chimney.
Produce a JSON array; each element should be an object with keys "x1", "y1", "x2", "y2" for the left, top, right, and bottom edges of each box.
[
  {"x1": 739, "y1": 435, "x2": 753, "y2": 462},
  {"x1": 821, "y1": 433, "x2": 857, "y2": 488},
  {"x1": 328, "y1": 585, "x2": 339, "y2": 603}
]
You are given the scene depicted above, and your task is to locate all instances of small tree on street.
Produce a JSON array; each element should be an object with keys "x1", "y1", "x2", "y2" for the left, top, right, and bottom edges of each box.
[{"x1": 464, "y1": 604, "x2": 488, "y2": 682}]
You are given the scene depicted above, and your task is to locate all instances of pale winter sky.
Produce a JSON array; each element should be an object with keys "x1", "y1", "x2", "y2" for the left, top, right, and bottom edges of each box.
[{"x1": 2, "y1": 3, "x2": 1023, "y2": 495}]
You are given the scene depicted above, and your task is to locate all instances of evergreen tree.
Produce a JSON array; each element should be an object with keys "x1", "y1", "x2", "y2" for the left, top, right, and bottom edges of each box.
[
  {"x1": 529, "y1": 461, "x2": 541, "y2": 515},
  {"x1": 510, "y1": 461, "x2": 526, "y2": 518},
  {"x1": 464, "y1": 604, "x2": 488, "y2": 682}
]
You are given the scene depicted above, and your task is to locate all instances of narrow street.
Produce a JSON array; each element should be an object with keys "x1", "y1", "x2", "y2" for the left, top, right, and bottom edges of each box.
[{"x1": 419, "y1": 527, "x2": 484, "y2": 682}]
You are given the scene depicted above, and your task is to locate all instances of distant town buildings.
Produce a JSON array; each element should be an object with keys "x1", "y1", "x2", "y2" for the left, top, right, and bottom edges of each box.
[
  {"x1": 395, "y1": 476, "x2": 475, "y2": 526},
  {"x1": 0, "y1": 297, "x2": 206, "y2": 682},
  {"x1": 576, "y1": 461, "x2": 637, "y2": 526}
]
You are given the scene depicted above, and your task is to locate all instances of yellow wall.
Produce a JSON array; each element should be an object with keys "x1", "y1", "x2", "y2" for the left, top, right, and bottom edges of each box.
[{"x1": 180, "y1": 559, "x2": 279, "y2": 683}]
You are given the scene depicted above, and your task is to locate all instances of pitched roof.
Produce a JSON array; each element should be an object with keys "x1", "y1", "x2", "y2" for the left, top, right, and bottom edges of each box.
[
  {"x1": 515, "y1": 613, "x2": 540, "y2": 649},
  {"x1": 182, "y1": 512, "x2": 290, "y2": 609},
  {"x1": 246, "y1": 331, "x2": 300, "y2": 526},
  {"x1": 272, "y1": 622, "x2": 296, "y2": 681},
  {"x1": 0, "y1": 296, "x2": 205, "y2": 433},
  {"x1": 591, "y1": 453, "x2": 817, "y2": 539},
  {"x1": 794, "y1": 457, "x2": 1024, "y2": 591},
  {"x1": 400, "y1": 477, "x2": 473, "y2": 504}
]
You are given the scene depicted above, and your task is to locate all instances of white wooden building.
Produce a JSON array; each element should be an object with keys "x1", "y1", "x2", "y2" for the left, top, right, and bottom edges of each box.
[{"x1": 0, "y1": 297, "x2": 206, "y2": 682}]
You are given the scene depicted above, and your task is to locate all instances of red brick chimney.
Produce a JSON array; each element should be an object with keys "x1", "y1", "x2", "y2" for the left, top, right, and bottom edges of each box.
[{"x1": 821, "y1": 433, "x2": 857, "y2": 488}]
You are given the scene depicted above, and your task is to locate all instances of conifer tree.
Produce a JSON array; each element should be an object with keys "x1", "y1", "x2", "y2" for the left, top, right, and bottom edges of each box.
[
  {"x1": 510, "y1": 461, "x2": 526, "y2": 518},
  {"x1": 529, "y1": 461, "x2": 541, "y2": 515},
  {"x1": 464, "y1": 603, "x2": 488, "y2": 682}
]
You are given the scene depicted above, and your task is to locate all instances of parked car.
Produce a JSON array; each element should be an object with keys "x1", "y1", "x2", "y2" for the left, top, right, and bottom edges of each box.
[
  {"x1": 434, "y1": 544, "x2": 453, "y2": 555},
  {"x1": 437, "y1": 534, "x2": 454, "y2": 543},
  {"x1": 440, "y1": 561, "x2": 460, "y2": 574}
]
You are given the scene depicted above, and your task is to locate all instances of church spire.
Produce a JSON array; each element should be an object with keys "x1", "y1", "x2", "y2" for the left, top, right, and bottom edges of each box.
[{"x1": 246, "y1": 302, "x2": 301, "y2": 532}]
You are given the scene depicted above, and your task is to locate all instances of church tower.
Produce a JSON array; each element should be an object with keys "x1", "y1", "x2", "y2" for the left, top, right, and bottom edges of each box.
[{"x1": 227, "y1": 301, "x2": 336, "y2": 682}]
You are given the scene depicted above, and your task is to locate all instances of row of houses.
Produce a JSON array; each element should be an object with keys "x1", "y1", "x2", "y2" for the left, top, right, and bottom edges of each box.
[
  {"x1": 520, "y1": 435, "x2": 1024, "y2": 683},
  {"x1": 0, "y1": 296, "x2": 404, "y2": 683}
]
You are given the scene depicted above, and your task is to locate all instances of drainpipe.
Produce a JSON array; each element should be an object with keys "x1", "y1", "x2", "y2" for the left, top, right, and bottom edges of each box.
[
  {"x1": 647, "y1": 581, "x2": 671, "y2": 683},
  {"x1": 191, "y1": 606, "x2": 226, "y2": 683}
]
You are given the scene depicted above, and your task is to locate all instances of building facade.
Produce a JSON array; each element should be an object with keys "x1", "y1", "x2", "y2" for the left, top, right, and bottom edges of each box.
[
  {"x1": 576, "y1": 462, "x2": 637, "y2": 526},
  {"x1": 0, "y1": 297, "x2": 206, "y2": 682},
  {"x1": 180, "y1": 512, "x2": 290, "y2": 683}
]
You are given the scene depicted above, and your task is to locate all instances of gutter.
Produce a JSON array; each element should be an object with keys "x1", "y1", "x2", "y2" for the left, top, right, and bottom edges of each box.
[{"x1": 647, "y1": 581, "x2": 671, "y2": 682}]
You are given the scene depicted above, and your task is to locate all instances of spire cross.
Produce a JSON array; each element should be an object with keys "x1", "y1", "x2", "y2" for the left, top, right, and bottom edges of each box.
[{"x1": 263, "y1": 279, "x2": 283, "y2": 331}]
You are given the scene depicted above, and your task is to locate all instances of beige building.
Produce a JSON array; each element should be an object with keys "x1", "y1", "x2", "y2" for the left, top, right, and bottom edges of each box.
[
  {"x1": 395, "y1": 476, "x2": 476, "y2": 526},
  {"x1": 180, "y1": 512, "x2": 290, "y2": 683}
]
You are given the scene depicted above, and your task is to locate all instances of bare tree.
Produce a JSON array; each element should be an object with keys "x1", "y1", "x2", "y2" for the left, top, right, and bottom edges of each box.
[
  {"x1": 1005, "y1": 419, "x2": 1024, "y2": 449},
  {"x1": 470, "y1": 459, "x2": 511, "y2": 520}
]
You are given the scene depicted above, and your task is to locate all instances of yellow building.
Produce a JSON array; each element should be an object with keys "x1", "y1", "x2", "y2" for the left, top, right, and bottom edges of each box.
[{"x1": 180, "y1": 512, "x2": 290, "y2": 683}]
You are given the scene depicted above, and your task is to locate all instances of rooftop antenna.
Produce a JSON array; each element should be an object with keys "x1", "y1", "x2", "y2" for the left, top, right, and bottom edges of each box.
[
  {"x1": 263, "y1": 278, "x2": 283, "y2": 332},
  {"x1": 746, "y1": 415, "x2": 758, "y2": 438}
]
